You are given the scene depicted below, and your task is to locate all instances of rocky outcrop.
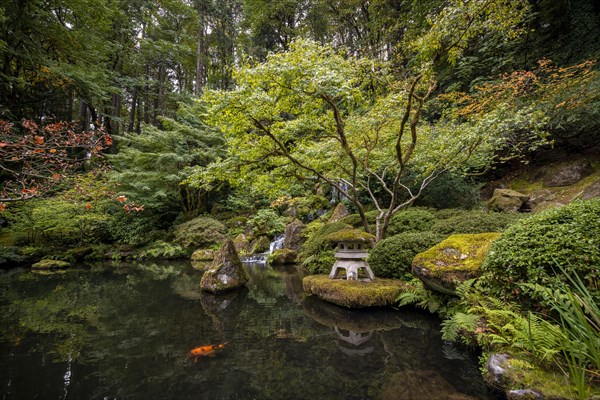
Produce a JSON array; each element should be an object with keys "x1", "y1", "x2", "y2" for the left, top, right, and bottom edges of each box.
[
  {"x1": 412, "y1": 233, "x2": 501, "y2": 295},
  {"x1": 328, "y1": 203, "x2": 350, "y2": 223},
  {"x1": 268, "y1": 248, "x2": 298, "y2": 265},
  {"x1": 200, "y1": 239, "x2": 249, "y2": 294},
  {"x1": 543, "y1": 159, "x2": 594, "y2": 187},
  {"x1": 283, "y1": 219, "x2": 306, "y2": 251},
  {"x1": 488, "y1": 189, "x2": 529, "y2": 212}
]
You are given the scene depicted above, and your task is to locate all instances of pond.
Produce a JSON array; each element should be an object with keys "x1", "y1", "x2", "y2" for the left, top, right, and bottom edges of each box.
[{"x1": 0, "y1": 262, "x2": 498, "y2": 400}]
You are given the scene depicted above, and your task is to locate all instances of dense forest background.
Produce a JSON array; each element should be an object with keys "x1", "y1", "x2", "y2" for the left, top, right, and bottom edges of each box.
[{"x1": 2, "y1": 0, "x2": 599, "y2": 131}]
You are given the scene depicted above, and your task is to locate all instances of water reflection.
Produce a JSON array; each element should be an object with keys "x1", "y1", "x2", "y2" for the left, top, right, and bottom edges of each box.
[{"x1": 0, "y1": 261, "x2": 496, "y2": 400}]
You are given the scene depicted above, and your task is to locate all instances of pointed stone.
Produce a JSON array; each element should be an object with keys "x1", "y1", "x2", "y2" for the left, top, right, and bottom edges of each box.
[
  {"x1": 328, "y1": 203, "x2": 349, "y2": 223},
  {"x1": 200, "y1": 239, "x2": 249, "y2": 294}
]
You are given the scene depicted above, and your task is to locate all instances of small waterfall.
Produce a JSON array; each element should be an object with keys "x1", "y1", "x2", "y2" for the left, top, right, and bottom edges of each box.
[
  {"x1": 269, "y1": 234, "x2": 285, "y2": 254},
  {"x1": 241, "y1": 234, "x2": 286, "y2": 265}
]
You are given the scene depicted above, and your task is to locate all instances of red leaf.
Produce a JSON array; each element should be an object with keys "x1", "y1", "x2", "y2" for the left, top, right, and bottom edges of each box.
[{"x1": 34, "y1": 136, "x2": 44, "y2": 145}]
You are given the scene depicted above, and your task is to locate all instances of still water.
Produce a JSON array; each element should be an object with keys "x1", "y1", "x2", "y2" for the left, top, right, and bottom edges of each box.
[{"x1": 0, "y1": 262, "x2": 497, "y2": 400}]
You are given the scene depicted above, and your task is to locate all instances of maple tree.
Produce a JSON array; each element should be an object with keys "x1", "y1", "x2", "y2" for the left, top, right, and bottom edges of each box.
[{"x1": 0, "y1": 119, "x2": 112, "y2": 208}]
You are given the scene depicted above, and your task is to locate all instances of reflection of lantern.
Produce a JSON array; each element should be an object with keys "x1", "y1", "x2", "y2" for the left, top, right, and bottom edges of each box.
[{"x1": 329, "y1": 240, "x2": 375, "y2": 281}]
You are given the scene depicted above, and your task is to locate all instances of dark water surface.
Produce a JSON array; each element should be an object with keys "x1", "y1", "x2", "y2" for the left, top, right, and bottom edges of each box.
[{"x1": 0, "y1": 262, "x2": 497, "y2": 400}]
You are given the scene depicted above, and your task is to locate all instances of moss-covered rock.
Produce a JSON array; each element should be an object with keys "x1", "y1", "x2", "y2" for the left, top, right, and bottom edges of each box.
[
  {"x1": 323, "y1": 228, "x2": 375, "y2": 244},
  {"x1": 200, "y1": 239, "x2": 249, "y2": 294},
  {"x1": 31, "y1": 259, "x2": 71, "y2": 270},
  {"x1": 250, "y1": 235, "x2": 270, "y2": 254},
  {"x1": 300, "y1": 221, "x2": 352, "y2": 274},
  {"x1": 268, "y1": 248, "x2": 298, "y2": 265},
  {"x1": 191, "y1": 248, "x2": 215, "y2": 261},
  {"x1": 485, "y1": 353, "x2": 592, "y2": 400},
  {"x1": 302, "y1": 275, "x2": 414, "y2": 308},
  {"x1": 233, "y1": 233, "x2": 251, "y2": 255},
  {"x1": 412, "y1": 233, "x2": 501, "y2": 295},
  {"x1": 488, "y1": 189, "x2": 529, "y2": 212},
  {"x1": 328, "y1": 203, "x2": 349, "y2": 223}
]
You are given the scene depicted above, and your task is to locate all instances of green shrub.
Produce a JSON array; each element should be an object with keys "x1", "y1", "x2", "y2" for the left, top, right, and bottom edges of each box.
[
  {"x1": 481, "y1": 199, "x2": 600, "y2": 310},
  {"x1": 247, "y1": 208, "x2": 285, "y2": 237},
  {"x1": 173, "y1": 216, "x2": 227, "y2": 249},
  {"x1": 300, "y1": 221, "x2": 351, "y2": 274},
  {"x1": 414, "y1": 172, "x2": 480, "y2": 209},
  {"x1": 431, "y1": 209, "x2": 523, "y2": 236},
  {"x1": 0, "y1": 246, "x2": 30, "y2": 266},
  {"x1": 387, "y1": 207, "x2": 437, "y2": 236},
  {"x1": 338, "y1": 210, "x2": 379, "y2": 228},
  {"x1": 368, "y1": 232, "x2": 444, "y2": 280}
]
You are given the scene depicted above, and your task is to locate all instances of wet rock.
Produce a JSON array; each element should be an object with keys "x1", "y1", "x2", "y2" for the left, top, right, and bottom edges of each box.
[
  {"x1": 191, "y1": 249, "x2": 215, "y2": 261},
  {"x1": 582, "y1": 178, "x2": 600, "y2": 200},
  {"x1": 543, "y1": 159, "x2": 594, "y2": 187},
  {"x1": 412, "y1": 233, "x2": 500, "y2": 295},
  {"x1": 488, "y1": 189, "x2": 529, "y2": 212},
  {"x1": 200, "y1": 239, "x2": 249, "y2": 294},
  {"x1": 507, "y1": 389, "x2": 544, "y2": 400},
  {"x1": 268, "y1": 248, "x2": 298, "y2": 265},
  {"x1": 328, "y1": 203, "x2": 350, "y2": 223},
  {"x1": 486, "y1": 353, "x2": 510, "y2": 388},
  {"x1": 283, "y1": 219, "x2": 306, "y2": 251}
]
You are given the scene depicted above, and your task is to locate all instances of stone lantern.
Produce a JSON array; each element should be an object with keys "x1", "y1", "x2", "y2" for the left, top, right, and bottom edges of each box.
[{"x1": 325, "y1": 229, "x2": 375, "y2": 281}]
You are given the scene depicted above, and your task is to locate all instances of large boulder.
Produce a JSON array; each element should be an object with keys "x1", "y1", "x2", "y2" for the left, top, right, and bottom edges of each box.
[
  {"x1": 543, "y1": 159, "x2": 594, "y2": 187},
  {"x1": 200, "y1": 239, "x2": 249, "y2": 294},
  {"x1": 412, "y1": 233, "x2": 501, "y2": 295},
  {"x1": 328, "y1": 203, "x2": 350, "y2": 223},
  {"x1": 488, "y1": 189, "x2": 529, "y2": 212},
  {"x1": 283, "y1": 219, "x2": 306, "y2": 251}
]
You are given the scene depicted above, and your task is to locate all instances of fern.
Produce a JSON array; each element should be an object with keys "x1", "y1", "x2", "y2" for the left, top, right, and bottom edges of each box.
[{"x1": 441, "y1": 312, "x2": 481, "y2": 342}]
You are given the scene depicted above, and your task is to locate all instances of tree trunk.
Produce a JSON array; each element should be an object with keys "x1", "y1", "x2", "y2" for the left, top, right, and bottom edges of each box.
[
  {"x1": 78, "y1": 100, "x2": 88, "y2": 133},
  {"x1": 128, "y1": 87, "x2": 137, "y2": 133},
  {"x1": 195, "y1": 22, "x2": 205, "y2": 96}
]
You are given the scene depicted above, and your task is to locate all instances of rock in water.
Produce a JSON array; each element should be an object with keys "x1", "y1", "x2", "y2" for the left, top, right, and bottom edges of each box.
[{"x1": 200, "y1": 239, "x2": 249, "y2": 294}]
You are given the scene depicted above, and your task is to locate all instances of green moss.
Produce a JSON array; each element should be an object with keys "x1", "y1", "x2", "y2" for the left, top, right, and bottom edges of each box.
[
  {"x1": 323, "y1": 228, "x2": 375, "y2": 243},
  {"x1": 31, "y1": 259, "x2": 71, "y2": 270},
  {"x1": 486, "y1": 354, "x2": 599, "y2": 399},
  {"x1": 302, "y1": 275, "x2": 414, "y2": 308},
  {"x1": 415, "y1": 233, "x2": 501, "y2": 277}
]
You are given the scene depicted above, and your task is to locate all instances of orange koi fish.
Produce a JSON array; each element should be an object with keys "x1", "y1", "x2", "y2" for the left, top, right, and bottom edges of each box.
[{"x1": 187, "y1": 342, "x2": 228, "y2": 361}]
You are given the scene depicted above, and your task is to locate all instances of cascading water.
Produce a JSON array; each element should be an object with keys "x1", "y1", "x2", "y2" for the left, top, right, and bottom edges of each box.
[{"x1": 241, "y1": 234, "x2": 286, "y2": 265}]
